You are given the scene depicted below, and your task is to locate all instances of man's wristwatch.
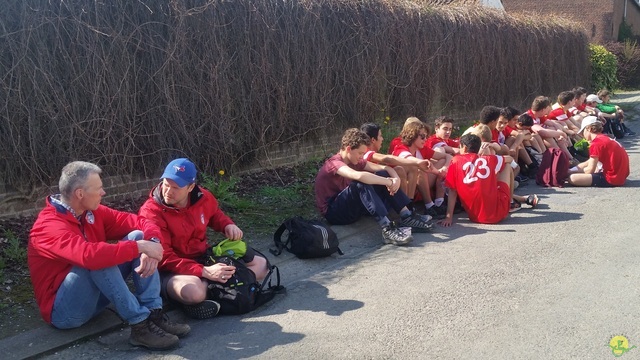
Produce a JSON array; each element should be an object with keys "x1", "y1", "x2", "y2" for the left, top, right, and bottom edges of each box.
[{"x1": 150, "y1": 237, "x2": 160, "y2": 243}]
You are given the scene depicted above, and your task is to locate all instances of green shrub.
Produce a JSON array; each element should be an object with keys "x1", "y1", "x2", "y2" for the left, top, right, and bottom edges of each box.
[
  {"x1": 590, "y1": 44, "x2": 619, "y2": 91},
  {"x1": 605, "y1": 40, "x2": 640, "y2": 89}
]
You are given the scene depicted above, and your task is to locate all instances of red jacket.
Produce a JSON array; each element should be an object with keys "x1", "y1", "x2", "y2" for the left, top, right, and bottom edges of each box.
[
  {"x1": 138, "y1": 184, "x2": 234, "y2": 277},
  {"x1": 28, "y1": 197, "x2": 162, "y2": 324}
]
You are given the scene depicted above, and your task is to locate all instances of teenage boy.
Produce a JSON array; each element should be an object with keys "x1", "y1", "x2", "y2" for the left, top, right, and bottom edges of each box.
[
  {"x1": 440, "y1": 134, "x2": 538, "y2": 226},
  {"x1": 315, "y1": 128, "x2": 433, "y2": 246},
  {"x1": 596, "y1": 89, "x2": 636, "y2": 136},
  {"x1": 138, "y1": 158, "x2": 270, "y2": 319},
  {"x1": 361, "y1": 122, "x2": 433, "y2": 202},
  {"x1": 426, "y1": 116, "x2": 460, "y2": 155},
  {"x1": 527, "y1": 96, "x2": 577, "y2": 165},
  {"x1": 568, "y1": 116, "x2": 630, "y2": 187},
  {"x1": 546, "y1": 91, "x2": 581, "y2": 138},
  {"x1": 391, "y1": 121, "x2": 451, "y2": 217}
]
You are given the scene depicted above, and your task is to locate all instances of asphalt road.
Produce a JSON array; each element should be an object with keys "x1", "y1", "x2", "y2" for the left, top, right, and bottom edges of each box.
[{"x1": 43, "y1": 120, "x2": 640, "y2": 360}]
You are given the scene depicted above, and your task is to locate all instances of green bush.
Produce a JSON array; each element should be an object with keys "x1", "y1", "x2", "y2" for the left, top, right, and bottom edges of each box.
[{"x1": 590, "y1": 44, "x2": 619, "y2": 91}]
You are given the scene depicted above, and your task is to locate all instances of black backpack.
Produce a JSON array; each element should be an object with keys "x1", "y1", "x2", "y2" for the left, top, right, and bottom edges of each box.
[
  {"x1": 270, "y1": 217, "x2": 343, "y2": 259},
  {"x1": 604, "y1": 117, "x2": 625, "y2": 139},
  {"x1": 203, "y1": 250, "x2": 284, "y2": 315}
]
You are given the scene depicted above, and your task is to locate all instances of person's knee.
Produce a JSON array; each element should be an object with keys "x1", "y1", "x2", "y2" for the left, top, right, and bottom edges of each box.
[
  {"x1": 169, "y1": 277, "x2": 208, "y2": 304},
  {"x1": 247, "y1": 256, "x2": 269, "y2": 281}
]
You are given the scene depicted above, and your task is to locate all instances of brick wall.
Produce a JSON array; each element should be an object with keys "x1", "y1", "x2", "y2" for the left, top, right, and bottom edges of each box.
[{"x1": 502, "y1": 0, "x2": 616, "y2": 43}]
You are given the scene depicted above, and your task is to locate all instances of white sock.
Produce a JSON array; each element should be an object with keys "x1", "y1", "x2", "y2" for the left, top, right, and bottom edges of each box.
[
  {"x1": 425, "y1": 201, "x2": 435, "y2": 209},
  {"x1": 434, "y1": 198, "x2": 444, "y2": 207}
]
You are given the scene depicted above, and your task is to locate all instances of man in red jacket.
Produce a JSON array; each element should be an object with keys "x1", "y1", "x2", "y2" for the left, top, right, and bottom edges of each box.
[
  {"x1": 28, "y1": 161, "x2": 189, "y2": 350},
  {"x1": 138, "y1": 158, "x2": 269, "y2": 319}
]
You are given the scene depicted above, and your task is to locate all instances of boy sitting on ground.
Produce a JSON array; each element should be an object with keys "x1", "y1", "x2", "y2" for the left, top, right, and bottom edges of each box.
[
  {"x1": 596, "y1": 89, "x2": 635, "y2": 136},
  {"x1": 546, "y1": 91, "x2": 581, "y2": 140},
  {"x1": 568, "y1": 116, "x2": 630, "y2": 187},
  {"x1": 391, "y1": 121, "x2": 451, "y2": 218},
  {"x1": 440, "y1": 134, "x2": 539, "y2": 226},
  {"x1": 526, "y1": 96, "x2": 578, "y2": 166},
  {"x1": 315, "y1": 128, "x2": 433, "y2": 246},
  {"x1": 426, "y1": 116, "x2": 460, "y2": 155}
]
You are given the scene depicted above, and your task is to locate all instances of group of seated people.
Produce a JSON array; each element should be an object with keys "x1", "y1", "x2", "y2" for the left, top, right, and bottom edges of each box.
[
  {"x1": 314, "y1": 86, "x2": 631, "y2": 245},
  {"x1": 26, "y1": 87, "x2": 631, "y2": 352}
]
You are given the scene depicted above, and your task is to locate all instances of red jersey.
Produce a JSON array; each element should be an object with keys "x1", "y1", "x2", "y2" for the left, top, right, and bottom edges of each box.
[
  {"x1": 425, "y1": 135, "x2": 459, "y2": 150},
  {"x1": 589, "y1": 134, "x2": 629, "y2": 186},
  {"x1": 391, "y1": 144, "x2": 434, "y2": 160},
  {"x1": 388, "y1": 137, "x2": 402, "y2": 154},
  {"x1": 527, "y1": 109, "x2": 547, "y2": 125},
  {"x1": 547, "y1": 107, "x2": 571, "y2": 122},
  {"x1": 314, "y1": 153, "x2": 367, "y2": 215},
  {"x1": 444, "y1": 153, "x2": 510, "y2": 224},
  {"x1": 139, "y1": 185, "x2": 235, "y2": 277}
]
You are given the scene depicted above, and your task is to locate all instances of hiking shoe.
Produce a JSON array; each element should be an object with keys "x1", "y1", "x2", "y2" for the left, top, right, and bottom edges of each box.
[
  {"x1": 182, "y1": 300, "x2": 221, "y2": 320},
  {"x1": 382, "y1": 225, "x2": 413, "y2": 246},
  {"x1": 149, "y1": 309, "x2": 191, "y2": 338},
  {"x1": 525, "y1": 194, "x2": 539, "y2": 208},
  {"x1": 129, "y1": 318, "x2": 179, "y2": 350},
  {"x1": 509, "y1": 200, "x2": 522, "y2": 213},
  {"x1": 399, "y1": 213, "x2": 433, "y2": 232}
]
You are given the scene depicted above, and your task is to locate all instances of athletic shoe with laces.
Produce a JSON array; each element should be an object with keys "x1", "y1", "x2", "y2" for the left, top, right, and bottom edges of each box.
[
  {"x1": 399, "y1": 213, "x2": 433, "y2": 232},
  {"x1": 382, "y1": 225, "x2": 413, "y2": 246},
  {"x1": 509, "y1": 200, "x2": 522, "y2": 213},
  {"x1": 149, "y1": 309, "x2": 191, "y2": 338},
  {"x1": 525, "y1": 194, "x2": 539, "y2": 208},
  {"x1": 182, "y1": 300, "x2": 221, "y2": 320},
  {"x1": 425, "y1": 205, "x2": 446, "y2": 219}
]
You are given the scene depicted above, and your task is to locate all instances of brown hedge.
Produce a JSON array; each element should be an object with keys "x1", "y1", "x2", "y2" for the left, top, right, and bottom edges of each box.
[{"x1": 0, "y1": 0, "x2": 589, "y2": 191}]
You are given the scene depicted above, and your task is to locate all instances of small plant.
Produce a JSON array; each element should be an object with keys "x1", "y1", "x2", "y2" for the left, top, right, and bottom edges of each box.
[
  {"x1": 1, "y1": 230, "x2": 26, "y2": 264},
  {"x1": 201, "y1": 171, "x2": 252, "y2": 211},
  {"x1": 590, "y1": 44, "x2": 619, "y2": 92}
]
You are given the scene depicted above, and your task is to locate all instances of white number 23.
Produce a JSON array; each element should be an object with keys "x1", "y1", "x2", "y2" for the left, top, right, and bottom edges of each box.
[{"x1": 462, "y1": 158, "x2": 491, "y2": 184}]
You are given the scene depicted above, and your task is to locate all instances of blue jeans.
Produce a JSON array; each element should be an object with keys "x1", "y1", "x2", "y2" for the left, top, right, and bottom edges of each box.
[
  {"x1": 50, "y1": 230, "x2": 162, "y2": 328},
  {"x1": 325, "y1": 171, "x2": 411, "y2": 225}
]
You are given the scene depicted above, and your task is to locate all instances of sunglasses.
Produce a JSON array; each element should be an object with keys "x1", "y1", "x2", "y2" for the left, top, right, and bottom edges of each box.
[{"x1": 418, "y1": 133, "x2": 427, "y2": 140}]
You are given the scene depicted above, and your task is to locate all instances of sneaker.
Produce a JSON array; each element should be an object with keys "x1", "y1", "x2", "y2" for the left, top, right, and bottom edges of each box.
[
  {"x1": 382, "y1": 225, "x2": 413, "y2": 246},
  {"x1": 525, "y1": 194, "x2": 539, "y2": 208},
  {"x1": 509, "y1": 200, "x2": 522, "y2": 213},
  {"x1": 129, "y1": 318, "x2": 179, "y2": 350},
  {"x1": 149, "y1": 309, "x2": 191, "y2": 338},
  {"x1": 623, "y1": 124, "x2": 636, "y2": 136},
  {"x1": 182, "y1": 300, "x2": 221, "y2": 320},
  {"x1": 425, "y1": 205, "x2": 446, "y2": 219},
  {"x1": 399, "y1": 213, "x2": 434, "y2": 233}
]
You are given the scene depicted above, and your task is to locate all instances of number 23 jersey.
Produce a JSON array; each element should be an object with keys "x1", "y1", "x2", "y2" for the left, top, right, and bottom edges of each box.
[{"x1": 445, "y1": 153, "x2": 509, "y2": 224}]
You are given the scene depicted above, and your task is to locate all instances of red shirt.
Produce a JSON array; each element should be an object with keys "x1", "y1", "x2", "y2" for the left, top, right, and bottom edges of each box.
[
  {"x1": 314, "y1": 153, "x2": 367, "y2": 215},
  {"x1": 444, "y1": 153, "x2": 510, "y2": 224},
  {"x1": 139, "y1": 185, "x2": 235, "y2": 276},
  {"x1": 426, "y1": 135, "x2": 459, "y2": 150},
  {"x1": 547, "y1": 107, "x2": 571, "y2": 121},
  {"x1": 388, "y1": 137, "x2": 402, "y2": 154},
  {"x1": 29, "y1": 198, "x2": 160, "y2": 323},
  {"x1": 589, "y1": 134, "x2": 630, "y2": 186},
  {"x1": 527, "y1": 109, "x2": 547, "y2": 125}
]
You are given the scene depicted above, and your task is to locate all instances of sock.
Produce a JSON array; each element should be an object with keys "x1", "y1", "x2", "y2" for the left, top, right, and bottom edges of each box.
[
  {"x1": 434, "y1": 198, "x2": 444, "y2": 207},
  {"x1": 400, "y1": 209, "x2": 411, "y2": 218},
  {"x1": 424, "y1": 201, "x2": 435, "y2": 209},
  {"x1": 377, "y1": 217, "x2": 391, "y2": 228}
]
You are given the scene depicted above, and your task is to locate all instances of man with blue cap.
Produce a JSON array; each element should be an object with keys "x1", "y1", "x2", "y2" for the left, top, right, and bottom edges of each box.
[{"x1": 139, "y1": 158, "x2": 268, "y2": 319}]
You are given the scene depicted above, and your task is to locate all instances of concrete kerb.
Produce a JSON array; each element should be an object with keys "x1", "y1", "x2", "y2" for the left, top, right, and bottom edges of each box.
[{"x1": 0, "y1": 218, "x2": 376, "y2": 360}]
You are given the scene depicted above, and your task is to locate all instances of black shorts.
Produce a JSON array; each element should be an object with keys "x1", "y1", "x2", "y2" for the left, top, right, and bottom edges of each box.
[{"x1": 591, "y1": 173, "x2": 614, "y2": 187}]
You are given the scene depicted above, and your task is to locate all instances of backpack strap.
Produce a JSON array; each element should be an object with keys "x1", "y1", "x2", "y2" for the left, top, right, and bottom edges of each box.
[{"x1": 270, "y1": 219, "x2": 292, "y2": 256}]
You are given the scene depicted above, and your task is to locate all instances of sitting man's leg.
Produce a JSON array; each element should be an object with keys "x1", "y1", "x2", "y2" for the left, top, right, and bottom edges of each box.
[{"x1": 163, "y1": 273, "x2": 220, "y2": 319}]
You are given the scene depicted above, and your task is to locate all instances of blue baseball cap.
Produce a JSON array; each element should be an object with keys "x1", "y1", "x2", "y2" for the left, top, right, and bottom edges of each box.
[{"x1": 161, "y1": 158, "x2": 197, "y2": 187}]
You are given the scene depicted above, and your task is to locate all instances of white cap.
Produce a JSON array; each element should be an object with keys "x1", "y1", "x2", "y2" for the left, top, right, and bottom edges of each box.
[
  {"x1": 586, "y1": 94, "x2": 602, "y2": 103},
  {"x1": 579, "y1": 116, "x2": 599, "y2": 134}
]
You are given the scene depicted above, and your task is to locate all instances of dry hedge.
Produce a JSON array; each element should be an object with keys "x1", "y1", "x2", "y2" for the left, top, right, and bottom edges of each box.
[{"x1": 0, "y1": 0, "x2": 589, "y2": 192}]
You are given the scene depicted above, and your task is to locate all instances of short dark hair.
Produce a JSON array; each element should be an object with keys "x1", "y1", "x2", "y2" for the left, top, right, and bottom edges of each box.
[
  {"x1": 557, "y1": 91, "x2": 575, "y2": 106},
  {"x1": 459, "y1": 134, "x2": 481, "y2": 154},
  {"x1": 500, "y1": 106, "x2": 520, "y2": 120},
  {"x1": 517, "y1": 113, "x2": 534, "y2": 127},
  {"x1": 531, "y1": 96, "x2": 550, "y2": 112},
  {"x1": 360, "y1": 123, "x2": 381, "y2": 140},
  {"x1": 572, "y1": 86, "x2": 587, "y2": 96},
  {"x1": 340, "y1": 128, "x2": 371, "y2": 150},
  {"x1": 479, "y1": 106, "x2": 501, "y2": 125},
  {"x1": 585, "y1": 122, "x2": 603, "y2": 134},
  {"x1": 434, "y1": 116, "x2": 454, "y2": 128}
]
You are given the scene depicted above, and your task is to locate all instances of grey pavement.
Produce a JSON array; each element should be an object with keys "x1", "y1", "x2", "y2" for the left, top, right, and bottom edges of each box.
[{"x1": 4, "y1": 92, "x2": 640, "y2": 359}]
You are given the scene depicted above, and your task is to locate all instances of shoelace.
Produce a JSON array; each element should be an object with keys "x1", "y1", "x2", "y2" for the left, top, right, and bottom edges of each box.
[{"x1": 147, "y1": 319, "x2": 169, "y2": 336}]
